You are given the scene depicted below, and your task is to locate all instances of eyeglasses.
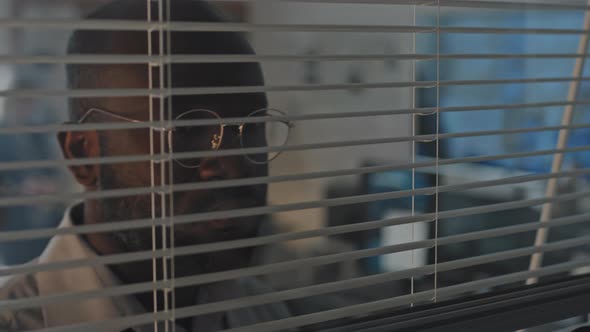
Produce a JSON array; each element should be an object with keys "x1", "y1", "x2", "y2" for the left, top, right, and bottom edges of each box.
[{"x1": 78, "y1": 107, "x2": 294, "y2": 168}]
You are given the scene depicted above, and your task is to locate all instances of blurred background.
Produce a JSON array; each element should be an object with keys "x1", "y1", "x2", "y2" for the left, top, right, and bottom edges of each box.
[{"x1": 1, "y1": 1, "x2": 590, "y2": 330}]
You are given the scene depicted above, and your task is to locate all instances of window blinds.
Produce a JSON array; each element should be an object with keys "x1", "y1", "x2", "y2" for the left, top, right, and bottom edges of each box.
[{"x1": 0, "y1": 0, "x2": 589, "y2": 332}]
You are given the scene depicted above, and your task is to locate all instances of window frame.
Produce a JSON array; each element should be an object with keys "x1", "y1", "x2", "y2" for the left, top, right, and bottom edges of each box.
[{"x1": 302, "y1": 274, "x2": 590, "y2": 332}]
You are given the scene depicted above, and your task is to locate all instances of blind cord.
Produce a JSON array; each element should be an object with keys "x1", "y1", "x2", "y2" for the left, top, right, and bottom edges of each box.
[
  {"x1": 410, "y1": 2, "x2": 417, "y2": 308},
  {"x1": 432, "y1": 0, "x2": 441, "y2": 303}
]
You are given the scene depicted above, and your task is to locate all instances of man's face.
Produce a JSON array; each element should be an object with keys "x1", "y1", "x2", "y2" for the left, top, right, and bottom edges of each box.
[{"x1": 84, "y1": 67, "x2": 268, "y2": 273}]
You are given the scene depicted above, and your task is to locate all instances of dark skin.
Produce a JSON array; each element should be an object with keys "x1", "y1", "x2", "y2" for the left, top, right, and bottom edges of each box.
[{"x1": 58, "y1": 65, "x2": 268, "y2": 327}]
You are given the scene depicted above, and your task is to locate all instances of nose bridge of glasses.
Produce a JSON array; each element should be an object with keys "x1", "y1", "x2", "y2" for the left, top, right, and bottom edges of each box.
[{"x1": 218, "y1": 123, "x2": 243, "y2": 149}]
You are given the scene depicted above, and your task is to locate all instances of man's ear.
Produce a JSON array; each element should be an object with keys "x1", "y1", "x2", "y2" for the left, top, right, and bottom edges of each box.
[{"x1": 57, "y1": 126, "x2": 101, "y2": 189}]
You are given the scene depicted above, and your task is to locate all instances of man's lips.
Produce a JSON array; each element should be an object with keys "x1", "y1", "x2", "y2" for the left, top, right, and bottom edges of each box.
[
  {"x1": 175, "y1": 198, "x2": 258, "y2": 233},
  {"x1": 203, "y1": 199, "x2": 256, "y2": 230},
  {"x1": 207, "y1": 218, "x2": 234, "y2": 230}
]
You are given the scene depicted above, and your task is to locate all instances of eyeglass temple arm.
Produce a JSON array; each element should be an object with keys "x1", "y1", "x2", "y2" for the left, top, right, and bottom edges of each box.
[
  {"x1": 78, "y1": 108, "x2": 143, "y2": 124},
  {"x1": 78, "y1": 108, "x2": 173, "y2": 132}
]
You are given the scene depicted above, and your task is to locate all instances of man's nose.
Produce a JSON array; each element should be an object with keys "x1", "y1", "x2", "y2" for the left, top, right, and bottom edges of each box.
[{"x1": 198, "y1": 129, "x2": 245, "y2": 181}]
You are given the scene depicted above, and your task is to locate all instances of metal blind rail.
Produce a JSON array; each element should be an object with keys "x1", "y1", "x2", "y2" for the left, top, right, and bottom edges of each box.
[
  {"x1": 0, "y1": 82, "x2": 435, "y2": 99},
  {"x1": 1, "y1": 152, "x2": 589, "y2": 244},
  {"x1": 1, "y1": 20, "x2": 590, "y2": 35},
  {"x1": 21, "y1": 258, "x2": 590, "y2": 332},
  {"x1": 3, "y1": 160, "x2": 589, "y2": 209},
  {"x1": 5, "y1": 53, "x2": 590, "y2": 65},
  {"x1": 226, "y1": 259, "x2": 590, "y2": 332},
  {"x1": 3, "y1": 224, "x2": 587, "y2": 313},
  {"x1": 0, "y1": 0, "x2": 582, "y2": 11},
  {"x1": 4, "y1": 135, "x2": 590, "y2": 175},
  {"x1": 443, "y1": 100, "x2": 590, "y2": 113},
  {"x1": 3, "y1": 188, "x2": 589, "y2": 278},
  {"x1": 6, "y1": 99, "x2": 590, "y2": 135},
  {"x1": 0, "y1": 20, "x2": 431, "y2": 32},
  {"x1": 4, "y1": 77, "x2": 590, "y2": 98}
]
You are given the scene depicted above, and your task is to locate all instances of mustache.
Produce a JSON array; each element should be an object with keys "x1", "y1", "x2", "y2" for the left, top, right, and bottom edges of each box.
[{"x1": 173, "y1": 185, "x2": 266, "y2": 215}]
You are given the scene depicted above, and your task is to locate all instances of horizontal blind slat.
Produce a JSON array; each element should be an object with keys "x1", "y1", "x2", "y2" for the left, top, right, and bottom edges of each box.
[
  {"x1": 4, "y1": 53, "x2": 590, "y2": 65},
  {"x1": 0, "y1": 82, "x2": 435, "y2": 98},
  {"x1": 0, "y1": 20, "x2": 432, "y2": 32},
  {"x1": 236, "y1": 0, "x2": 590, "y2": 11},
  {"x1": 3, "y1": 77, "x2": 590, "y2": 98},
  {"x1": 0, "y1": 20, "x2": 588, "y2": 35}
]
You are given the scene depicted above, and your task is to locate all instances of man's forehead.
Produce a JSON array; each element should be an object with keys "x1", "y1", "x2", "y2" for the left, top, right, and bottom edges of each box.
[
  {"x1": 93, "y1": 65, "x2": 148, "y2": 88},
  {"x1": 90, "y1": 66, "x2": 266, "y2": 118},
  {"x1": 99, "y1": 95, "x2": 265, "y2": 120}
]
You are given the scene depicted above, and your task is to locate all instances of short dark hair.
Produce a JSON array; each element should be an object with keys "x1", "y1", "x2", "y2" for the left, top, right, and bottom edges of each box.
[{"x1": 66, "y1": 0, "x2": 266, "y2": 121}]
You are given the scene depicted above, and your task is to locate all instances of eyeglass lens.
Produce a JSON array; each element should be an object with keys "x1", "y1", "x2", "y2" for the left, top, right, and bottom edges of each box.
[
  {"x1": 172, "y1": 108, "x2": 290, "y2": 167},
  {"x1": 241, "y1": 109, "x2": 290, "y2": 164},
  {"x1": 172, "y1": 109, "x2": 222, "y2": 168}
]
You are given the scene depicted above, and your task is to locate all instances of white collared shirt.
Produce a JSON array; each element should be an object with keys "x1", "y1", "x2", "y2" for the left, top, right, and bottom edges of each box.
[{"x1": 0, "y1": 205, "x2": 291, "y2": 331}]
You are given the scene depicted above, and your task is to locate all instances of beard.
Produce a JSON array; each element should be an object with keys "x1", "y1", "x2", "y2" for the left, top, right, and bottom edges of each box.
[{"x1": 98, "y1": 162, "x2": 265, "y2": 276}]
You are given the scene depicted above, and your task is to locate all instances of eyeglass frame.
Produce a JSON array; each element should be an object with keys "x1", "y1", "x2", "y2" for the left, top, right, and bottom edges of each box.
[{"x1": 77, "y1": 107, "x2": 294, "y2": 168}]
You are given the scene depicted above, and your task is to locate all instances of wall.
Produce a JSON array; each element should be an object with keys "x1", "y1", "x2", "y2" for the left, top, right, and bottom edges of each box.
[{"x1": 250, "y1": 2, "x2": 420, "y2": 239}]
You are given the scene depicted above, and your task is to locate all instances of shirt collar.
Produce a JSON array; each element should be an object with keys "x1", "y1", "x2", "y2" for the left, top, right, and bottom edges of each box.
[
  {"x1": 34, "y1": 205, "x2": 290, "y2": 332},
  {"x1": 36, "y1": 204, "x2": 148, "y2": 331}
]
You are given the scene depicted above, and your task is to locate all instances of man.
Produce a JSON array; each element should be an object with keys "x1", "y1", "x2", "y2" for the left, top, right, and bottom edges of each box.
[{"x1": 0, "y1": 0, "x2": 292, "y2": 331}]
